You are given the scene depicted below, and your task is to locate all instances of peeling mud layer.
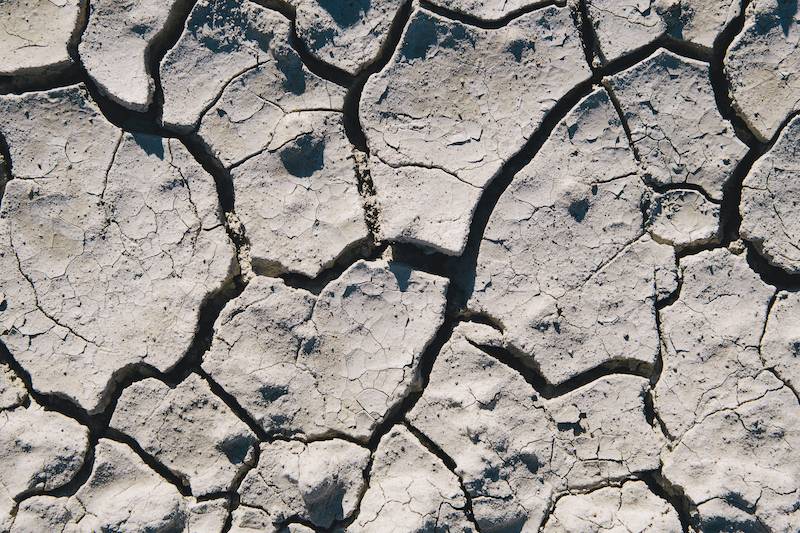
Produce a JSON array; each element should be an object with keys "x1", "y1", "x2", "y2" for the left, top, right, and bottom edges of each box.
[{"x1": 0, "y1": 0, "x2": 799, "y2": 532}]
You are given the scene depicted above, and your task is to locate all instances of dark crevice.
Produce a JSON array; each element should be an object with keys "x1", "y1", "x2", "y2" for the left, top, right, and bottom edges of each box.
[
  {"x1": 49, "y1": 0, "x2": 198, "y2": 134},
  {"x1": 574, "y1": 0, "x2": 603, "y2": 68},
  {"x1": 90, "y1": 275, "x2": 245, "y2": 427},
  {"x1": 103, "y1": 428, "x2": 192, "y2": 497},
  {"x1": 457, "y1": 310, "x2": 504, "y2": 330},
  {"x1": 745, "y1": 243, "x2": 800, "y2": 291},
  {"x1": 418, "y1": 0, "x2": 566, "y2": 29},
  {"x1": 67, "y1": 0, "x2": 91, "y2": 68},
  {"x1": 173, "y1": 278, "x2": 246, "y2": 377},
  {"x1": 648, "y1": 255, "x2": 683, "y2": 443},
  {"x1": 219, "y1": 493, "x2": 241, "y2": 533},
  {"x1": 757, "y1": 293, "x2": 800, "y2": 405},
  {"x1": 640, "y1": 470, "x2": 699, "y2": 533},
  {"x1": 248, "y1": 0, "x2": 296, "y2": 20},
  {"x1": 178, "y1": 134, "x2": 256, "y2": 286},
  {"x1": 146, "y1": 0, "x2": 199, "y2": 124},
  {"x1": 0, "y1": 129, "x2": 11, "y2": 207},
  {"x1": 710, "y1": 0, "x2": 758, "y2": 146},
  {"x1": 718, "y1": 146, "x2": 764, "y2": 246},
  {"x1": 214, "y1": 440, "x2": 259, "y2": 533},
  {"x1": 592, "y1": 34, "x2": 712, "y2": 85},
  {"x1": 720, "y1": 106, "x2": 800, "y2": 241},
  {"x1": 364, "y1": 313, "x2": 459, "y2": 452},
  {"x1": 403, "y1": 421, "x2": 483, "y2": 532},
  {"x1": 268, "y1": 238, "x2": 379, "y2": 295},
  {"x1": 352, "y1": 148, "x2": 381, "y2": 240},
  {"x1": 643, "y1": 388, "x2": 676, "y2": 442},
  {"x1": 262, "y1": 239, "x2": 460, "y2": 296},
  {"x1": 180, "y1": 134, "x2": 236, "y2": 214},
  {"x1": 196, "y1": 369, "x2": 270, "y2": 442},
  {"x1": 0, "y1": 65, "x2": 83, "y2": 96},
  {"x1": 466, "y1": 337, "x2": 653, "y2": 400},
  {"x1": 450, "y1": 75, "x2": 596, "y2": 312},
  {"x1": 342, "y1": 0, "x2": 414, "y2": 151},
  {"x1": 602, "y1": 78, "x2": 639, "y2": 158},
  {"x1": 288, "y1": 22, "x2": 354, "y2": 89}
]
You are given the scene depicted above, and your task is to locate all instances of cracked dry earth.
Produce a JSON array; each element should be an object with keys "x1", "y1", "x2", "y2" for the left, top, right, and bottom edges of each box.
[{"x1": 2, "y1": 1, "x2": 800, "y2": 533}]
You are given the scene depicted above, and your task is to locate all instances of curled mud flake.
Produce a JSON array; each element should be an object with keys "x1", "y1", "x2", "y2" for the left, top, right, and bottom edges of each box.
[
  {"x1": 0, "y1": 0, "x2": 82, "y2": 78},
  {"x1": 740, "y1": 114, "x2": 800, "y2": 274},
  {"x1": 79, "y1": 0, "x2": 192, "y2": 112},
  {"x1": 238, "y1": 439, "x2": 370, "y2": 529},
  {"x1": 360, "y1": 5, "x2": 592, "y2": 254},
  {"x1": 725, "y1": 0, "x2": 800, "y2": 142},
  {"x1": 202, "y1": 259, "x2": 447, "y2": 441},
  {"x1": 469, "y1": 88, "x2": 677, "y2": 386},
  {"x1": 0, "y1": 86, "x2": 236, "y2": 413},
  {"x1": 647, "y1": 189, "x2": 721, "y2": 250}
]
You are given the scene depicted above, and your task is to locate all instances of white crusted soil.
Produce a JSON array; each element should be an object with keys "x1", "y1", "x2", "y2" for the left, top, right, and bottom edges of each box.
[
  {"x1": 0, "y1": 86, "x2": 236, "y2": 413},
  {"x1": 203, "y1": 259, "x2": 447, "y2": 441},
  {"x1": 351, "y1": 425, "x2": 474, "y2": 532},
  {"x1": 0, "y1": 370, "x2": 89, "y2": 531},
  {"x1": 605, "y1": 50, "x2": 747, "y2": 200},
  {"x1": 740, "y1": 114, "x2": 800, "y2": 274},
  {"x1": 3, "y1": 0, "x2": 800, "y2": 530},
  {"x1": 584, "y1": 0, "x2": 741, "y2": 63},
  {"x1": 238, "y1": 439, "x2": 369, "y2": 528},
  {"x1": 293, "y1": 0, "x2": 405, "y2": 75},
  {"x1": 0, "y1": 0, "x2": 82, "y2": 78},
  {"x1": 10, "y1": 440, "x2": 229, "y2": 533},
  {"x1": 469, "y1": 88, "x2": 677, "y2": 386},
  {"x1": 725, "y1": 0, "x2": 800, "y2": 142},
  {"x1": 542, "y1": 481, "x2": 682, "y2": 532},
  {"x1": 79, "y1": 0, "x2": 190, "y2": 111},
  {"x1": 227, "y1": 112, "x2": 368, "y2": 277},
  {"x1": 647, "y1": 189, "x2": 721, "y2": 249},
  {"x1": 110, "y1": 374, "x2": 258, "y2": 497},
  {"x1": 407, "y1": 323, "x2": 664, "y2": 532},
  {"x1": 361, "y1": 5, "x2": 591, "y2": 254}
]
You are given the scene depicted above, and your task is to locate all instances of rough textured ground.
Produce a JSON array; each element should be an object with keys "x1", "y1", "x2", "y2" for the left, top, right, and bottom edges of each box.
[{"x1": 0, "y1": 0, "x2": 798, "y2": 532}]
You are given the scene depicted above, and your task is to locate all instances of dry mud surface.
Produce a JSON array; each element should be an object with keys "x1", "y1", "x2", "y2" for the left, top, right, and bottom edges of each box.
[{"x1": 0, "y1": 0, "x2": 799, "y2": 532}]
